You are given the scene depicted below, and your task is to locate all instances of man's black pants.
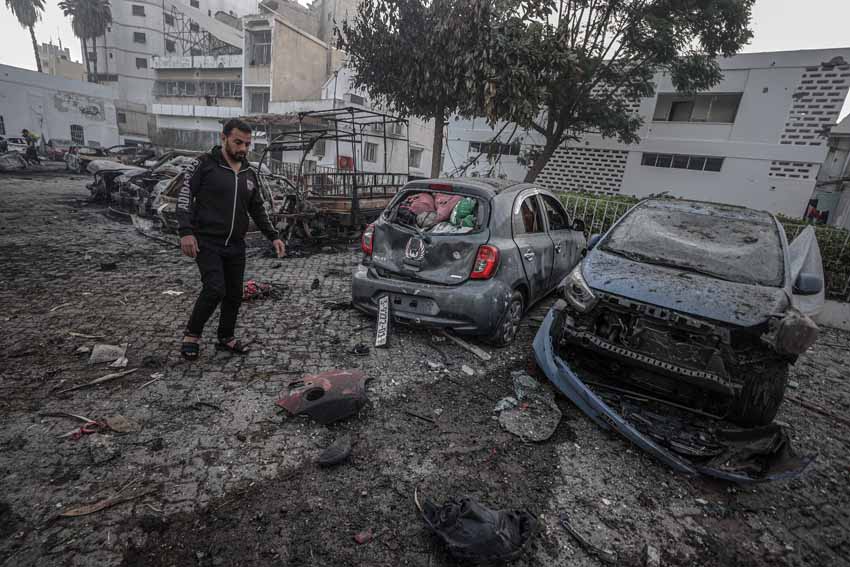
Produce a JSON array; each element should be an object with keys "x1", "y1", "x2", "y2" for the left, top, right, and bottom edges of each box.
[{"x1": 186, "y1": 237, "x2": 245, "y2": 340}]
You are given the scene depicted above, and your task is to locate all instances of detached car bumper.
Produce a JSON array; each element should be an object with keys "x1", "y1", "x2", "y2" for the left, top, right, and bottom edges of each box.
[
  {"x1": 351, "y1": 263, "x2": 511, "y2": 335},
  {"x1": 532, "y1": 300, "x2": 812, "y2": 483}
]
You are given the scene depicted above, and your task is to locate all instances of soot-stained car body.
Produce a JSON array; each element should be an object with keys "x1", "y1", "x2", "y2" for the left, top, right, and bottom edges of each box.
[{"x1": 352, "y1": 178, "x2": 586, "y2": 345}]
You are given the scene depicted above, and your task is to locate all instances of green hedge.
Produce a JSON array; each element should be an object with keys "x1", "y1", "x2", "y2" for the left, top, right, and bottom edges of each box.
[{"x1": 559, "y1": 191, "x2": 850, "y2": 302}]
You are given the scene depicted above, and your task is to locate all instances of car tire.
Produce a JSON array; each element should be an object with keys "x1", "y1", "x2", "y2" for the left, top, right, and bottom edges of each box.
[
  {"x1": 486, "y1": 291, "x2": 524, "y2": 347},
  {"x1": 727, "y1": 361, "x2": 789, "y2": 427}
]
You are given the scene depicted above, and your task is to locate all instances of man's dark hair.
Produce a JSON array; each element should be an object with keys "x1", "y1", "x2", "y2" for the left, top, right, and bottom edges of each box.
[{"x1": 222, "y1": 118, "x2": 252, "y2": 136}]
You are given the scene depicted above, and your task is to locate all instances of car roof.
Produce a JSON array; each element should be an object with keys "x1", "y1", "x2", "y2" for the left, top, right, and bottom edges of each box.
[
  {"x1": 405, "y1": 177, "x2": 530, "y2": 199},
  {"x1": 639, "y1": 198, "x2": 777, "y2": 224}
]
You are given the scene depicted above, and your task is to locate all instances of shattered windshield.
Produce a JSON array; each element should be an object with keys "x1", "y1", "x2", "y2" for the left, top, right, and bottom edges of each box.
[{"x1": 601, "y1": 201, "x2": 784, "y2": 287}]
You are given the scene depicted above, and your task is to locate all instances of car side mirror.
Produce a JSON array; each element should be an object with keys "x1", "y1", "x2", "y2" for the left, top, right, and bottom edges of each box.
[
  {"x1": 587, "y1": 234, "x2": 602, "y2": 250},
  {"x1": 793, "y1": 272, "x2": 823, "y2": 296},
  {"x1": 572, "y1": 219, "x2": 586, "y2": 233}
]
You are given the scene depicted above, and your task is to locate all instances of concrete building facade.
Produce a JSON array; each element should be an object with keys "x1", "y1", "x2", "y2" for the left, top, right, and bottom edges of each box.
[
  {"x1": 151, "y1": 54, "x2": 243, "y2": 149},
  {"x1": 38, "y1": 43, "x2": 86, "y2": 82},
  {"x1": 0, "y1": 64, "x2": 119, "y2": 148},
  {"x1": 811, "y1": 115, "x2": 850, "y2": 228},
  {"x1": 444, "y1": 49, "x2": 850, "y2": 218}
]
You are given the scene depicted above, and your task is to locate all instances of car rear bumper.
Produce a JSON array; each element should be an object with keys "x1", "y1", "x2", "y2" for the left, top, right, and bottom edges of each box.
[{"x1": 351, "y1": 263, "x2": 513, "y2": 335}]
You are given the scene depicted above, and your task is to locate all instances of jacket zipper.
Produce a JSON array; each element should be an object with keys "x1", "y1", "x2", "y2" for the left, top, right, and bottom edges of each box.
[{"x1": 223, "y1": 166, "x2": 238, "y2": 246}]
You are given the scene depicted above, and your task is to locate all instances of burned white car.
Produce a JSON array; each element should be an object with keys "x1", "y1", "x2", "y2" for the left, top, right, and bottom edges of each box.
[{"x1": 534, "y1": 199, "x2": 824, "y2": 481}]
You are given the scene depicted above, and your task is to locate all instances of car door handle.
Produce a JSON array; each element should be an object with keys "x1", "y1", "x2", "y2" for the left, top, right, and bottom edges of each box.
[
  {"x1": 554, "y1": 243, "x2": 563, "y2": 254},
  {"x1": 523, "y1": 250, "x2": 536, "y2": 261}
]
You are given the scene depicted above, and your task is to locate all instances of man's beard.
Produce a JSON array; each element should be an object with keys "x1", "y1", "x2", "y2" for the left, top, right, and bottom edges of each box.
[{"x1": 224, "y1": 143, "x2": 246, "y2": 161}]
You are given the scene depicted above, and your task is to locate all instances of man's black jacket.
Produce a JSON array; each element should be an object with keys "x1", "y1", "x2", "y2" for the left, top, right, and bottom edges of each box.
[{"x1": 176, "y1": 146, "x2": 278, "y2": 244}]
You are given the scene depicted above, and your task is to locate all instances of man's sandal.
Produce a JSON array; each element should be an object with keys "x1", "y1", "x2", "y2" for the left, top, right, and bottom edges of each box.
[
  {"x1": 216, "y1": 337, "x2": 251, "y2": 355},
  {"x1": 181, "y1": 332, "x2": 201, "y2": 360}
]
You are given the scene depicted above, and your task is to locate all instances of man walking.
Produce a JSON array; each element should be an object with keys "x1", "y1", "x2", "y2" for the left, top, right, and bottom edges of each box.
[{"x1": 177, "y1": 118, "x2": 285, "y2": 359}]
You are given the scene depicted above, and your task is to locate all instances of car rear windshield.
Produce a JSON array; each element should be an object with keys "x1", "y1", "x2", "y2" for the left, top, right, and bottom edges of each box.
[
  {"x1": 388, "y1": 190, "x2": 485, "y2": 235},
  {"x1": 602, "y1": 202, "x2": 784, "y2": 287}
]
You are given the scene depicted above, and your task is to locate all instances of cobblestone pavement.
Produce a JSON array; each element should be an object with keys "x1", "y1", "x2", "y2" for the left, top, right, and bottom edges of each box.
[{"x1": 1, "y1": 169, "x2": 849, "y2": 566}]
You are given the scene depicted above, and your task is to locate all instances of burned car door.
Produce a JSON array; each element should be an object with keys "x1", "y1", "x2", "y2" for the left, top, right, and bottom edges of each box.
[
  {"x1": 512, "y1": 191, "x2": 554, "y2": 302},
  {"x1": 539, "y1": 193, "x2": 584, "y2": 287}
]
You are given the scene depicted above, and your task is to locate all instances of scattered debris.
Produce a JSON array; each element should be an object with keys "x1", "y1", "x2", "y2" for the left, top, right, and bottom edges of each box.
[
  {"x1": 56, "y1": 368, "x2": 138, "y2": 395},
  {"x1": 324, "y1": 301, "x2": 353, "y2": 311},
  {"x1": 161, "y1": 290, "x2": 184, "y2": 296},
  {"x1": 105, "y1": 415, "x2": 142, "y2": 433},
  {"x1": 137, "y1": 373, "x2": 164, "y2": 389},
  {"x1": 353, "y1": 528, "x2": 375, "y2": 545},
  {"x1": 318, "y1": 434, "x2": 353, "y2": 467},
  {"x1": 243, "y1": 280, "x2": 286, "y2": 301},
  {"x1": 69, "y1": 332, "x2": 105, "y2": 339},
  {"x1": 311, "y1": 278, "x2": 320, "y2": 290},
  {"x1": 59, "y1": 488, "x2": 155, "y2": 518},
  {"x1": 404, "y1": 410, "x2": 437, "y2": 425},
  {"x1": 141, "y1": 355, "x2": 166, "y2": 369},
  {"x1": 786, "y1": 394, "x2": 850, "y2": 428},
  {"x1": 109, "y1": 357, "x2": 129, "y2": 368},
  {"x1": 348, "y1": 343, "x2": 370, "y2": 356},
  {"x1": 461, "y1": 365, "x2": 475, "y2": 376},
  {"x1": 99, "y1": 262, "x2": 117, "y2": 272},
  {"x1": 643, "y1": 543, "x2": 661, "y2": 567},
  {"x1": 494, "y1": 397, "x2": 518, "y2": 412},
  {"x1": 58, "y1": 419, "x2": 104, "y2": 440},
  {"x1": 431, "y1": 334, "x2": 447, "y2": 344},
  {"x1": 426, "y1": 361, "x2": 443, "y2": 372},
  {"x1": 440, "y1": 331, "x2": 492, "y2": 361},
  {"x1": 420, "y1": 496, "x2": 537, "y2": 563},
  {"x1": 88, "y1": 343, "x2": 128, "y2": 365},
  {"x1": 276, "y1": 370, "x2": 370, "y2": 424},
  {"x1": 74, "y1": 346, "x2": 91, "y2": 355},
  {"x1": 559, "y1": 512, "x2": 617, "y2": 564},
  {"x1": 49, "y1": 302, "x2": 74, "y2": 313},
  {"x1": 497, "y1": 371, "x2": 562, "y2": 442}
]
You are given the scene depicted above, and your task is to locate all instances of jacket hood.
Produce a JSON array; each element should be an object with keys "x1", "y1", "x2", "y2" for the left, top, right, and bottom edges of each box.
[{"x1": 583, "y1": 250, "x2": 789, "y2": 327}]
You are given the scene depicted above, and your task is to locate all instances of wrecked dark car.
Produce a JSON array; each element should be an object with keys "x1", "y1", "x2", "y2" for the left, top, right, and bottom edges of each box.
[
  {"x1": 534, "y1": 199, "x2": 824, "y2": 481},
  {"x1": 352, "y1": 179, "x2": 586, "y2": 345}
]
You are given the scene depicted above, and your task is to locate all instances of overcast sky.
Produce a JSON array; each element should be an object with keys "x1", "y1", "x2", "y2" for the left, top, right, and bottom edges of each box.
[{"x1": 1, "y1": 0, "x2": 848, "y2": 118}]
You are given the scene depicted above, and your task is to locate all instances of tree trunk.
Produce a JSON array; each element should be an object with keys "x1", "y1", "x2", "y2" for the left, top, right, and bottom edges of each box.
[
  {"x1": 29, "y1": 26, "x2": 42, "y2": 73},
  {"x1": 91, "y1": 36, "x2": 98, "y2": 82},
  {"x1": 523, "y1": 137, "x2": 559, "y2": 182},
  {"x1": 430, "y1": 110, "x2": 444, "y2": 178},
  {"x1": 81, "y1": 38, "x2": 92, "y2": 82}
]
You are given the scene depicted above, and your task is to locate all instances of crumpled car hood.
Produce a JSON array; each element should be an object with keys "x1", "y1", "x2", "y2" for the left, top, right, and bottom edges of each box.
[
  {"x1": 87, "y1": 160, "x2": 144, "y2": 174},
  {"x1": 583, "y1": 250, "x2": 789, "y2": 326}
]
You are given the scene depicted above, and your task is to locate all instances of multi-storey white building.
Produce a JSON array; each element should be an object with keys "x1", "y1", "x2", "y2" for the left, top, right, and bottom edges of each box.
[
  {"x1": 38, "y1": 43, "x2": 86, "y2": 82},
  {"x1": 88, "y1": 0, "x2": 251, "y2": 143},
  {"x1": 444, "y1": 48, "x2": 850, "y2": 218}
]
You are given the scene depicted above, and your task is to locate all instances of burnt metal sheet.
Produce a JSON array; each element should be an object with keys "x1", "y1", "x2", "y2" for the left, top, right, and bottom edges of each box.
[
  {"x1": 532, "y1": 301, "x2": 813, "y2": 483},
  {"x1": 276, "y1": 370, "x2": 369, "y2": 424}
]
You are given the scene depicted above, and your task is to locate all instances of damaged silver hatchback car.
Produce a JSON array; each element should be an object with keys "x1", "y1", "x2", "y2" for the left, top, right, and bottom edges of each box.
[
  {"x1": 553, "y1": 198, "x2": 822, "y2": 426},
  {"x1": 352, "y1": 178, "x2": 587, "y2": 345}
]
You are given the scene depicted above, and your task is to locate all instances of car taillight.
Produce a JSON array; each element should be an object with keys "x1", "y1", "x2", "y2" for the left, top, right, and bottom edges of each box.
[
  {"x1": 361, "y1": 224, "x2": 375, "y2": 255},
  {"x1": 428, "y1": 183, "x2": 453, "y2": 191},
  {"x1": 471, "y1": 245, "x2": 499, "y2": 279}
]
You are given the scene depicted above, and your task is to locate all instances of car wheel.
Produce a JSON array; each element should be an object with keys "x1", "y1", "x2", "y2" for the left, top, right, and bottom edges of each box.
[
  {"x1": 727, "y1": 361, "x2": 789, "y2": 427},
  {"x1": 486, "y1": 291, "x2": 524, "y2": 347}
]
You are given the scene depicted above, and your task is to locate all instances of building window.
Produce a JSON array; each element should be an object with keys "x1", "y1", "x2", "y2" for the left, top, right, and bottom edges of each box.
[
  {"x1": 165, "y1": 40, "x2": 175, "y2": 52},
  {"x1": 653, "y1": 93, "x2": 742, "y2": 123},
  {"x1": 117, "y1": 112, "x2": 127, "y2": 124},
  {"x1": 190, "y1": 0, "x2": 199, "y2": 7},
  {"x1": 250, "y1": 91, "x2": 269, "y2": 113},
  {"x1": 641, "y1": 153, "x2": 724, "y2": 172},
  {"x1": 349, "y1": 93, "x2": 365, "y2": 105},
  {"x1": 409, "y1": 148, "x2": 423, "y2": 169},
  {"x1": 391, "y1": 122, "x2": 404, "y2": 136},
  {"x1": 313, "y1": 139, "x2": 326, "y2": 156},
  {"x1": 136, "y1": 57, "x2": 148, "y2": 69},
  {"x1": 132, "y1": 4, "x2": 145, "y2": 16},
  {"x1": 249, "y1": 30, "x2": 271, "y2": 65},
  {"x1": 189, "y1": 22, "x2": 199, "y2": 32},
  {"x1": 70, "y1": 125, "x2": 85, "y2": 145},
  {"x1": 0, "y1": 115, "x2": 5, "y2": 135},
  {"x1": 164, "y1": 13, "x2": 174, "y2": 26},
  {"x1": 133, "y1": 32, "x2": 146, "y2": 44},
  {"x1": 364, "y1": 142, "x2": 378, "y2": 162}
]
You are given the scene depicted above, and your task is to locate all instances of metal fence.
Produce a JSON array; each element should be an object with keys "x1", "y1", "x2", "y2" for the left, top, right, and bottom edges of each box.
[{"x1": 561, "y1": 193, "x2": 850, "y2": 302}]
